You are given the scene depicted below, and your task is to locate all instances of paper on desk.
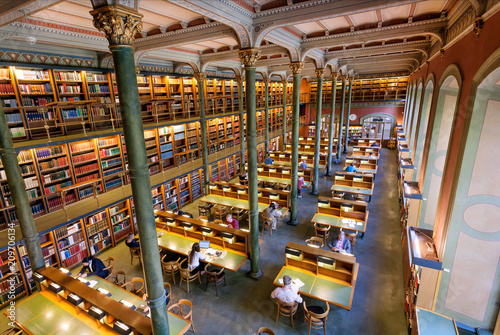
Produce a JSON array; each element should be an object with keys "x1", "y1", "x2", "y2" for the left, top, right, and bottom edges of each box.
[
  {"x1": 278, "y1": 279, "x2": 283, "y2": 285},
  {"x1": 88, "y1": 280, "x2": 98, "y2": 288},
  {"x1": 357, "y1": 221, "x2": 363, "y2": 226},
  {"x1": 292, "y1": 278, "x2": 305, "y2": 288}
]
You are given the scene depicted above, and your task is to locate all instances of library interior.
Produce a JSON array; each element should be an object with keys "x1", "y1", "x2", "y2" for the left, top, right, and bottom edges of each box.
[{"x1": 0, "y1": 0, "x2": 499, "y2": 334}]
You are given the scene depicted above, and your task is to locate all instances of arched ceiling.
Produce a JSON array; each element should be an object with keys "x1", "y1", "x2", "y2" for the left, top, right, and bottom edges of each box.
[{"x1": 0, "y1": 0, "x2": 483, "y2": 79}]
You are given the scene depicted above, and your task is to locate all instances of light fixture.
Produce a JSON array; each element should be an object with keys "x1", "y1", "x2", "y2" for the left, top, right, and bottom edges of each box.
[
  {"x1": 89, "y1": 305, "x2": 106, "y2": 320},
  {"x1": 97, "y1": 287, "x2": 111, "y2": 297},
  {"x1": 67, "y1": 293, "x2": 83, "y2": 306},
  {"x1": 113, "y1": 320, "x2": 133, "y2": 335}
]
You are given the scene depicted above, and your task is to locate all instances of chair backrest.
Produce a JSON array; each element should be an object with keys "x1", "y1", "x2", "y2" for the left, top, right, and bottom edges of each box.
[
  {"x1": 277, "y1": 299, "x2": 297, "y2": 311},
  {"x1": 179, "y1": 259, "x2": 196, "y2": 279},
  {"x1": 161, "y1": 255, "x2": 180, "y2": 270},
  {"x1": 303, "y1": 301, "x2": 330, "y2": 325},
  {"x1": 214, "y1": 219, "x2": 223, "y2": 225},
  {"x1": 204, "y1": 263, "x2": 223, "y2": 277},
  {"x1": 305, "y1": 237, "x2": 324, "y2": 248},
  {"x1": 164, "y1": 282, "x2": 171, "y2": 302},
  {"x1": 198, "y1": 216, "x2": 208, "y2": 220},
  {"x1": 122, "y1": 277, "x2": 144, "y2": 295},
  {"x1": 253, "y1": 327, "x2": 275, "y2": 335},
  {"x1": 130, "y1": 246, "x2": 141, "y2": 256},
  {"x1": 262, "y1": 214, "x2": 272, "y2": 224},
  {"x1": 314, "y1": 223, "x2": 330, "y2": 236},
  {"x1": 168, "y1": 299, "x2": 193, "y2": 322},
  {"x1": 103, "y1": 257, "x2": 115, "y2": 273}
]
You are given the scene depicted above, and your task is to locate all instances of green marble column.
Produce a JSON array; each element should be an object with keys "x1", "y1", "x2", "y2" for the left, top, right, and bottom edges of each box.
[
  {"x1": 326, "y1": 73, "x2": 338, "y2": 176},
  {"x1": 343, "y1": 78, "x2": 354, "y2": 154},
  {"x1": 264, "y1": 79, "x2": 270, "y2": 156},
  {"x1": 195, "y1": 73, "x2": 210, "y2": 194},
  {"x1": 311, "y1": 69, "x2": 324, "y2": 195},
  {"x1": 239, "y1": 49, "x2": 262, "y2": 279},
  {"x1": 282, "y1": 80, "x2": 288, "y2": 149},
  {"x1": 236, "y1": 76, "x2": 245, "y2": 170},
  {"x1": 90, "y1": 6, "x2": 170, "y2": 334},
  {"x1": 288, "y1": 62, "x2": 303, "y2": 226},
  {"x1": 0, "y1": 106, "x2": 44, "y2": 272},
  {"x1": 337, "y1": 76, "x2": 347, "y2": 162}
]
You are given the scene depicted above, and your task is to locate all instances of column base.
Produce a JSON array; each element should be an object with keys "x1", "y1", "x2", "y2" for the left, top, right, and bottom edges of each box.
[
  {"x1": 287, "y1": 220, "x2": 298, "y2": 226},
  {"x1": 310, "y1": 191, "x2": 319, "y2": 196},
  {"x1": 325, "y1": 173, "x2": 332, "y2": 177},
  {"x1": 246, "y1": 270, "x2": 263, "y2": 281}
]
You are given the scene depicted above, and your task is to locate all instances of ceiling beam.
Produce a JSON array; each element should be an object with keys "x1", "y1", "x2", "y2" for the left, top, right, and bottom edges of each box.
[
  {"x1": 301, "y1": 18, "x2": 447, "y2": 50},
  {"x1": 134, "y1": 23, "x2": 235, "y2": 51},
  {"x1": 0, "y1": 0, "x2": 64, "y2": 27},
  {"x1": 325, "y1": 40, "x2": 431, "y2": 61}
]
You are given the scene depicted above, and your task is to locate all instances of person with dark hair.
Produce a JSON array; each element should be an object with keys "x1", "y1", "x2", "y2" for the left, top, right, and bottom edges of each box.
[
  {"x1": 271, "y1": 274, "x2": 302, "y2": 303},
  {"x1": 264, "y1": 154, "x2": 274, "y2": 165},
  {"x1": 299, "y1": 159, "x2": 308, "y2": 169},
  {"x1": 173, "y1": 208, "x2": 193, "y2": 218},
  {"x1": 239, "y1": 171, "x2": 248, "y2": 183},
  {"x1": 188, "y1": 242, "x2": 206, "y2": 275},
  {"x1": 76, "y1": 256, "x2": 109, "y2": 279},
  {"x1": 264, "y1": 202, "x2": 282, "y2": 230},
  {"x1": 344, "y1": 162, "x2": 358, "y2": 173},
  {"x1": 370, "y1": 142, "x2": 380, "y2": 148},
  {"x1": 125, "y1": 233, "x2": 140, "y2": 248}
]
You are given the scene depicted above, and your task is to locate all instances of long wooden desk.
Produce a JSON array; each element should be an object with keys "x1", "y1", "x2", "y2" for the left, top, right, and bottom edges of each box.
[
  {"x1": 331, "y1": 172, "x2": 374, "y2": 201},
  {"x1": 273, "y1": 242, "x2": 358, "y2": 310},
  {"x1": 412, "y1": 307, "x2": 458, "y2": 335},
  {"x1": 155, "y1": 211, "x2": 249, "y2": 272},
  {"x1": 200, "y1": 194, "x2": 288, "y2": 216},
  {"x1": 253, "y1": 164, "x2": 313, "y2": 183},
  {"x1": 208, "y1": 181, "x2": 291, "y2": 208},
  {"x1": 285, "y1": 143, "x2": 332, "y2": 155},
  {"x1": 311, "y1": 197, "x2": 369, "y2": 233},
  {"x1": 354, "y1": 138, "x2": 381, "y2": 147},
  {"x1": 269, "y1": 151, "x2": 328, "y2": 168},
  {"x1": 345, "y1": 156, "x2": 378, "y2": 175},
  {"x1": 298, "y1": 137, "x2": 337, "y2": 146},
  {"x1": 351, "y1": 146, "x2": 380, "y2": 160}
]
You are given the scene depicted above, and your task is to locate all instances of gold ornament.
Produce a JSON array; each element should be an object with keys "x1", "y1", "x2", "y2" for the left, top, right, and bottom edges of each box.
[
  {"x1": 239, "y1": 48, "x2": 261, "y2": 67},
  {"x1": 90, "y1": 6, "x2": 143, "y2": 46}
]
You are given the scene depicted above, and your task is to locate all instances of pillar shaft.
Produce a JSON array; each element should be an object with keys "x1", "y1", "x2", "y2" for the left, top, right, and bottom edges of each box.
[
  {"x1": 337, "y1": 77, "x2": 347, "y2": 161},
  {"x1": 326, "y1": 74, "x2": 338, "y2": 175},
  {"x1": 237, "y1": 77, "x2": 245, "y2": 170},
  {"x1": 282, "y1": 80, "x2": 288, "y2": 149},
  {"x1": 195, "y1": 73, "x2": 210, "y2": 194},
  {"x1": 343, "y1": 79, "x2": 353, "y2": 154},
  {"x1": 312, "y1": 69, "x2": 324, "y2": 195},
  {"x1": 264, "y1": 79, "x2": 270, "y2": 155},
  {"x1": 288, "y1": 62, "x2": 303, "y2": 226},
  {"x1": 90, "y1": 6, "x2": 169, "y2": 334},
  {"x1": 239, "y1": 49, "x2": 262, "y2": 279},
  {"x1": 0, "y1": 106, "x2": 44, "y2": 271}
]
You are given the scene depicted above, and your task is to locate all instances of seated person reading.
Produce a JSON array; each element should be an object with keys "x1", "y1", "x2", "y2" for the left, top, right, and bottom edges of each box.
[
  {"x1": 264, "y1": 155, "x2": 274, "y2": 165},
  {"x1": 329, "y1": 231, "x2": 352, "y2": 254},
  {"x1": 264, "y1": 202, "x2": 283, "y2": 230},
  {"x1": 344, "y1": 163, "x2": 358, "y2": 173},
  {"x1": 76, "y1": 256, "x2": 110, "y2": 279},
  {"x1": 299, "y1": 160, "x2": 308, "y2": 169},
  {"x1": 188, "y1": 242, "x2": 206, "y2": 275},
  {"x1": 271, "y1": 274, "x2": 303, "y2": 304},
  {"x1": 125, "y1": 233, "x2": 140, "y2": 248},
  {"x1": 239, "y1": 171, "x2": 248, "y2": 183},
  {"x1": 224, "y1": 214, "x2": 239, "y2": 229}
]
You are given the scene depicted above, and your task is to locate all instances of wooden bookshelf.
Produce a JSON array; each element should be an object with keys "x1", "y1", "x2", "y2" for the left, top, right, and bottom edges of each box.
[
  {"x1": 0, "y1": 67, "x2": 27, "y2": 140},
  {"x1": 0, "y1": 247, "x2": 28, "y2": 307},
  {"x1": 144, "y1": 128, "x2": 160, "y2": 175},
  {"x1": 85, "y1": 71, "x2": 115, "y2": 130},
  {"x1": 158, "y1": 125, "x2": 175, "y2": 170},
  {"x1": 85, "y1": 210, "x2": 112, "y2": 255},
  {"x1": 97, "y1": 135, "x2": 125, "y2": 191},
  {"x1": 152, "y1": 185, "x2": 165, "y2": 211},
  {"x1": 68, "y1": 139, "x2": 103, "y2": 200},
  {"x1": 108, "y1": 199, "x2": 132, "y2": 243},
  {"x1": 164, "y1": 180, "x2": 178, "y2": 211},
  {"x1": 54, "y1": 219, "x2": 88, "y2": 268},
  {"x1": 178, "y1": 173, "x2": 191, "y2": 207}
]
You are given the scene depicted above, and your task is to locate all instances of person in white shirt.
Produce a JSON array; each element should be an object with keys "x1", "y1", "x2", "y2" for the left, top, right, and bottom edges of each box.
[
  {"x1": 271, "y1": 275, "x2": 303, "y2": 304},
  {"x1": 188, "y1": 242, "x2": 206, "y2": 275}
]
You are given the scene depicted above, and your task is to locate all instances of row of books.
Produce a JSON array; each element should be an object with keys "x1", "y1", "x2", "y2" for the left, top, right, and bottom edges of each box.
[
  {"x1": 22, "y1": 96, "x2": 53, "y2": 107},
  {"x1": 36, "y1": 146, "x2": 65, "y2": 159},
  {"x1": 99, "y1": 147, "x2": 120, "y2": 158},
  {"x1": 43, "y1": 180, "x2": 72, "y2": 194},
  {"x1": 88, "y1": 84, "x2": 110, "y2": 93},
  {"x1": 42, "y1": 169, "x2": 71, "y2": 183},
  {"x1": 101, "y1": 157, "x2": 121, "y2": 169},
  {"x1": 26, "y1": 111, "x2": 56, "y2": 121},
  {"x1": 61, "y1": 247, "x2": 87, "y2": 268},
  {"x1": 93, "y1": 96, "x2": 112, "y2": 104},
  {"x1": 54, "y1": 71, "x2": 81, "y2": 81},
  {"x1": 72, "y1": 152, "x2": 96, "y2": 164},
  {"x1": 76, "y1": 172, "x2": 99, "y2": 184},
  {"x1": 61, "y1": 108, "x2": 88, "y2": 119},
  {"x1": 39, "y1": 157, "x2": 68, "y2": 171},
  {"x1": 42, "y1": 245, "x2": 55, "y2": 258},
  {"x1": 70, "y1": 141, "x2": 93, "y2": 153},
  {"x1": 19, "y1": 84, "x2": 53, "y2": 95},
  {"x1": 89, "y1": 236, "x2": 111, "y2": 255},
  {"x1": 58, "y1": 84, "x2": 81, "y2": 94},
  {"x1": 103, "y1": 166, "x2": 123, "y2": 177},
  {"x1": 4, "y1": 113, "x2": 22, "y2": 124},
  {"x1": 87, "y1": 74, "x2": 107, "y2": 82},
  {"x1": 88, "y1": 210, "x2": 107, "y2": 225},
  {"x1": 1, "y1": 98, "x2": 17, "y2": 107},
  {"x1": 15, "y1": 70, "x2": 50, "y2": 80},
  {"x1": 74, "y1": 162, "x2": 98, "y2": 176},
  {"x1": 54, "y1": 222, "x2": 82, "y2": 239},
  {"x1": 97, "y1": 138, "x2": 118, "y2": 147},
  {"x1": 48, "y1": 193, "x2": 75, "y2": 209},
  {"x1": 0, "y1": 84, "x2": 15, "y2": 94},
  {"x1": 89, "y1": 229, "x2": 110, "y2": 245}
]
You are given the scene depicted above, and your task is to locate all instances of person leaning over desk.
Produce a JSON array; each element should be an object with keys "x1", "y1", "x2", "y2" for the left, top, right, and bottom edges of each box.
[
  {"x1": 76, "y1": 256, "x2": 110, "y2": 279},
  {"x1": 264, "y1": 154, "x2": 274, "y2": 165},
  {"x1": 344, "y1": 162, "x2": 358, "y2": 173},
  {"x1": 271, "y1": 274, "x2": 303, "y2": 304}
]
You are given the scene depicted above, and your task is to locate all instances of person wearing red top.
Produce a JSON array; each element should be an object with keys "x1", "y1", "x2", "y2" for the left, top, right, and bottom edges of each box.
[
  {"x1": 224, "y1": 214, "x2": 239, "y2": 229},
  {"x1": 297, "y1": 176, "x2": 305, "y2": 196}
]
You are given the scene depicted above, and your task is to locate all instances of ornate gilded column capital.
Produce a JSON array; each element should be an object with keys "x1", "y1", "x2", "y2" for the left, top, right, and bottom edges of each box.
[
  {"x1": 289, "y1": 62, "x2": 304, "y2": 74},
  {"x1": 90, "y1": 5, "x2": 143, "y2": 46},
  {"x1": 194, "y1": 72, "x2": 207, "y2": 83},
  {"x1": 340, "y1": 75, "x2": 347, "y2": 83},
  {"x1": 331, "y1": 72, "x2": 339, "y2": 81},
  {"x1": 348, "y1": 78, "x2": 355, "y2": 85},
  {"x1": 238, "y1": 48, "x2": 261, "y2": 67},
  {"x1": 235, "y1": 76, "x2": 244, "y2": 84},
  {"x1": 315, "y1": 68, "x2": 325, "y2": 79}
]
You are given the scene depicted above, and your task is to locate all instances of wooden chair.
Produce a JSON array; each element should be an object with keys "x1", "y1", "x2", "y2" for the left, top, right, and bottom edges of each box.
[
  {"x1": 204, "y1": 263, "x2": 226, "y2": 297},
  {"x1": 178, "y1": 259, "x2": 201, "y2": 293},
  {"x1": 168, "y1": 299, "x2": 195, "y2": 334},
  {"x1": 305, "y1": 237, "x2": 324, "y2": 248},
  {"x1": 303, "y1": 301, "x2": 330, "y2": 335},
  {"x1": 198, "y1": 205, "x2": 210, "y2": 218},
  {"x1": 198, "y1": 215, "x2": 208, "y2": 221},
  {"x1": 142, "y1": 282, "x2": 172, "y2": 310},
  {"x1": 129, "y1": 246, "x2": 141, "y2": 265},
  {"x1": 214, "y1": 205, "x2": 227, "y2": 221},
  {"x1": 277, "y1": 183, "x2": 289, "y2": 191},
  {"x1": 275, "y1": 299, "x2": 298, "y2": 327},
  {"x1": 261, "y1": 214, "x2": 273, "y2": 236},
  {"x1": 161, "y1": 255, "x2": 180, "y2": 284},
  {"x1": 253, "y1": 327, "x2": 275, "y2": 335},
  {"x1": 231, "y1": 207, "x2": 244, "y2": 222},
  {"x1": 314, "y1": 223, "x2": 330, "y2": 247},
  {"x1": 106, "y1": 270, "x2": 126, "y2": 286},
  {"x1": 102, "y1": 256, "x2": 115, "y2": 275},
  {"x1": 214, "y1": 219, "x2": 224, "y2": 225},
  {"x1": 121, "y1": 277, "x2": 144, "y2": 296}
]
